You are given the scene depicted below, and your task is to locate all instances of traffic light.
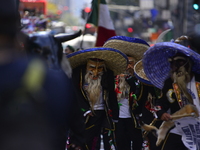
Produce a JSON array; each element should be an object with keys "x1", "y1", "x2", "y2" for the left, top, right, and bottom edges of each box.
[
  {"x1": 84, "y1": 7, "x2": 91, "y2": 13},
  {"x1": 81, "y1": 7, "x2": 91, "y2": 20},
  {"x1": 85, "y1": 23, "x2": 92, "y2": 29},
  {"x1": 127, "y1": 27, "x2": 134, "y2": 33},
  {"x1": 193, "y1": 0, "x2": 200, "y2": 11}
]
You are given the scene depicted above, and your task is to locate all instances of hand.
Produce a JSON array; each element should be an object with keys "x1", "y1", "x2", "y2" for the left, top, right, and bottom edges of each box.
[
  {"x1": 86, "y1": 112, "x2": 94, "y2": 117},
  {"x1": 161, "y1": 113, "x2": 171, "y2": 121}
]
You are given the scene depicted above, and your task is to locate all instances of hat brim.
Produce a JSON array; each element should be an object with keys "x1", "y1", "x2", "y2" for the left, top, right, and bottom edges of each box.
[
  {"x1": 67, "y1": 47, "x2": 128, "y2": 75},
  {"x1": 134, "y1": 60, "x2": 152, "y2": 85},
  {"x1": 143, "y1": 42, "x2": 200, "y2": 89},
  {"x1": 103, "y1": 36, "x2": 150, "y2": 62}
]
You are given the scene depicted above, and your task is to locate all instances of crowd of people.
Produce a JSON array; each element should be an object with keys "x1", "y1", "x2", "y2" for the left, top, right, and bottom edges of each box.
[
  {"x1": 1, "y1": 0, "x2": 200, "y2": 150},
  {"x1": 20, "y1": 11, "x2": 50, "y2": 34}
]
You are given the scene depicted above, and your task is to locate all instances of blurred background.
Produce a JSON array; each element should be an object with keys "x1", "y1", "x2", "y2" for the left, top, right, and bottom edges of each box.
[{"x1": 19, "y1": 0, "x2": 200, "y2": 49}]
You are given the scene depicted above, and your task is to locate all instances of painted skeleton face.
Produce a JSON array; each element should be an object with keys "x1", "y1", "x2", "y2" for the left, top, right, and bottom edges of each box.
[{"x1": 86, "y1": 59, "x2": 105, "y2": 80}]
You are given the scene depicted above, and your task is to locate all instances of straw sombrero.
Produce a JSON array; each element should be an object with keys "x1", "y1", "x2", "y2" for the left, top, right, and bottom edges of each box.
[
  {"x1": 134, "y1": 60, "x2": 152, "y2": 85},
  {"x1": 143, "y1": 42, "x2": 200, "y2": 89},
  {"x1": 103, "y1": 36, "x2": 150, "y2": 62},
  {"x1": 67, "y1": 47, "x2": 128, "y2": 75}
]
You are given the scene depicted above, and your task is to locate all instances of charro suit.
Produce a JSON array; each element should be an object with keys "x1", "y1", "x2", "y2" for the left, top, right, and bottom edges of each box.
[
  {"x1": 71, "y1": 64, "x2": 119, "y2": 149},
  {"x1": 155, "y1": 74, "x2": 200, "y2": 150}
]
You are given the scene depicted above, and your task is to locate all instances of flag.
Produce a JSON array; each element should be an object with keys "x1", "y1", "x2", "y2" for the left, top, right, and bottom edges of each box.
[
  {"x1": 87, "y1": 0, "x2": 116, "y2": 47},
  {"x1": 174, "y1": 117, "x2": 200, "y2": 150}
]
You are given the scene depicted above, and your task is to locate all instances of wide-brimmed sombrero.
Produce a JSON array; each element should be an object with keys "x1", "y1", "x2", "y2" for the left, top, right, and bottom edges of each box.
[
  {"x1": 143, "y1": 42, "x2": 200, "y2": 89},
  {"x1": 67, "y1": 47, "x2": 128, "y2": 75},
  {"x1": 134, "y1": 60, "x2": 152, "y2": 85},
  {"x1": 103, "y1": 36, "x2": 150, "y2": 62}
]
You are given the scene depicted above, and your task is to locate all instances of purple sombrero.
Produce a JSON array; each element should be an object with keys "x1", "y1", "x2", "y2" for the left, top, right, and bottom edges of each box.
[
  {"x1": 143, "y1": 42, "x2": 200, "y2": 89},
  {"x1": 67, "y1": 47, "x2": 128, "y2": 76},
  {"x1": 103, "y1": 36, "x2": 150, "y2": 62}
]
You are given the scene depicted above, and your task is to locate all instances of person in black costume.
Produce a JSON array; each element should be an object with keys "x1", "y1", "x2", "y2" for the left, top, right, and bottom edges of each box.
[
  {"x1": 67, "y1": 47, "x2": 128, "y2": 150},
  {"x1": 103, "y1": 36, "x2": 150, "y2": 150},
  {"x1": 143, "y1": 41, "x2": 200, "y2": 150}
]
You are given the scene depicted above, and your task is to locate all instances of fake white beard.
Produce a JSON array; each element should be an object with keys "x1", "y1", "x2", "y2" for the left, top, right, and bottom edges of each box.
[
  {"x1": 172, "y1": 65, "x2": 193, "y2": 104},
  {"x1": 117, "y1": 76, "x2": 130, "y2": 100},
  {"x1": 84, "y1": 71, "x2": 102, "y2": 109}
]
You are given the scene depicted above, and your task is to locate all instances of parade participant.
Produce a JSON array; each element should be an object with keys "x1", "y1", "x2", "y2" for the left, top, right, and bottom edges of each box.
[
  {"x1": 134, "y1": 60, "x2": 163, "y2": 150},
  {"x1": 0, "y1": 1, "x2": 78, "y2": 150},
  {"x1": 142, "y1": 41, "x2": 200, "y2": 150},
  {"x1": 103, "y1": 36, "x2": 150, "y2": 150},
  {"x1": 67, "y1": 47, "x2": 128, "y2": 150}
]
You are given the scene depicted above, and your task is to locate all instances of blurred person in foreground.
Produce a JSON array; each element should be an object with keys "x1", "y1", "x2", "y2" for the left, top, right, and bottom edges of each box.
[
  {"x1": 142, "y1": 41, "x2": 200, "y2": 150},
  {"x1": 67, "y1": 47, "x2": 128, "y2": 150},
  {"x1": 0, "y1": 0, "x2": 76, "y2": 150},
  {"x1": 23, "y1": 21, "x2": 86, "y2": 149}
]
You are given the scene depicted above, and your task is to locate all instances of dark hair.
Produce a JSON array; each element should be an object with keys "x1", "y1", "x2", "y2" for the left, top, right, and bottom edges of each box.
[
  {"x1": 0, "y1": 0, "x2": 21, "y2": 36},
  {"x1": 188, "y1": 32, "x2": 200, "y2": 54},
  {"x1": 67, "y1": 45, "x2": 75, "y2": 52},
  {"x1": 174, "y1": 34, "x2": 200, "y2": 54}
]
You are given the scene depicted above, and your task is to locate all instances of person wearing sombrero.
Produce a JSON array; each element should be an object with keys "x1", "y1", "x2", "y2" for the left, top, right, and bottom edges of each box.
[
  {"x1": 142, "y1": 41, "x2": 200, "y2": 150},
  {"x1": 103, "y1": 36, "x2": 156, "y2": 150},
  {"x1": 67, "y1": 47, "x2": 128, "y2": 150},
  {"x1": 134, "y1": 60, "x2": 163, "y2": 150}
]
